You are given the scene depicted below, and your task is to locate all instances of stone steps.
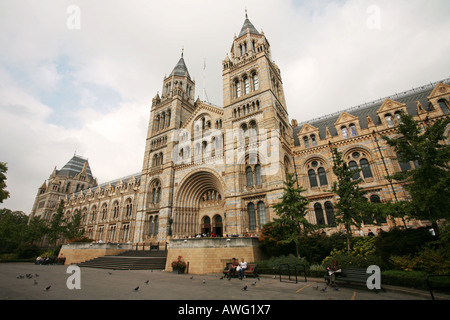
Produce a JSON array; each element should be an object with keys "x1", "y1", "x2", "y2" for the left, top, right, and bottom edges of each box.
[{"x1": 78, "y1": 251, "x2": 167, "y2": 270}]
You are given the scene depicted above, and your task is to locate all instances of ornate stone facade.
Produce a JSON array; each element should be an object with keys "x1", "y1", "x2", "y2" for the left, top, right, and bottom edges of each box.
[{"x1": 29, "y1": 14, "x2": 450, "y2": 245}]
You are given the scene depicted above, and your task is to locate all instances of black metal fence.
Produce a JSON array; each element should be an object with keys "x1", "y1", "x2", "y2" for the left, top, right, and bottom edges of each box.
[{"x1": 278, "y1": 264, "x2": 308, "y2": 283}]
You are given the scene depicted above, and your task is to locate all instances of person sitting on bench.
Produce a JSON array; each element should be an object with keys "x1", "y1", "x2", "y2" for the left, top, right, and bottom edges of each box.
[
  {"x1": 228, "y1": 258, "x2": 239, "y2": 280},
  {"x1": 327, "y1": 260, "x2": 342, "y2": 286}
]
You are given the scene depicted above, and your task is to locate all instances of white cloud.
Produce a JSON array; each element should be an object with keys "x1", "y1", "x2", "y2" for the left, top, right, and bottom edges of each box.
[{"x1": 0, "y1": 0, "x2": 449, "y2": 214}]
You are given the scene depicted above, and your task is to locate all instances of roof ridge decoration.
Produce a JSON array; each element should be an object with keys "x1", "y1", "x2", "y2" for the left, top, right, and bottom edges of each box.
[{"x1": 428, "y1": 81, "x2": 450, "y2": 99}]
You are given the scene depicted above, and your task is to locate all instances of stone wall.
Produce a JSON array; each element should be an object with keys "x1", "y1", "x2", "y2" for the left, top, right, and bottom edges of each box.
[
  {"x1": 165, "y1": 237, "x2": 264, "y2": 275},
  {"x1": 59, "y1": 242, "x2": 133, "y2": 265}
]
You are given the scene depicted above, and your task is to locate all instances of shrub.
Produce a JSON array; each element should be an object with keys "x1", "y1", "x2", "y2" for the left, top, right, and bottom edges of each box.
[
  {"x1": 15, "y1": 243, "x2": 40, "y2": 259},
  {"x1": 381, "y1": 270, "x2": 428, "y2": 289},
  {"x1": 375, "y1": 227, "x2": 435, "y2": 262},
  {"x1": 390, "y1": 245, "x2": 450, "y2": 274}
]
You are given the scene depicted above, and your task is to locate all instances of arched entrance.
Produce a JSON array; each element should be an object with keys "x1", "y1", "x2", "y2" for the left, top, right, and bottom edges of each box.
[{"x1": 173, "y1": 170, "x2": 225, "y2": 237}]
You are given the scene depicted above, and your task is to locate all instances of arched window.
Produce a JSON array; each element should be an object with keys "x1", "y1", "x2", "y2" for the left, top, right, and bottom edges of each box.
[
  {"x1": 156, "y1": 187, "x2": 161, "y2": 203},
  {"x1": 349, "y1": 124, "x2": 357, "y2": 137},
  {"x1": 314, "y1": 203, "x2": 325, "y2": 225},
  {"x1": 246, "y1": 166, "x2": 253, "y2": 186},
  {"x1": 148, "y1": 216, "x2": 154, "y2": 236},
  {"x1": 241, "y1": 123, "x2": 248, "y2": 139},
  {"x1": 248, "y1": 203, "x2": 256, "y2": 230},
  {"x1": 394, "y1": 111, "x2": 403, "y2": 123},
  {"x1": 324, "y1": 202, "x2": 336, "y2": 226},
  {"x1": 385, "y1": 114, "x2": 394, "y2": 127},
  {"x1": 244, "y1": 76, "x2": 250, "y2": 95},
  {"x1": 349, "y1": 161, "x2": 360, "y2": 180},
  {"x1": 257, "y1": 201, "x2": 266, "y2": 226},
  {"x1": 154, "y1": 216, "x2": 159, "y2": 236},
  {"x1": 370, "y1": 194, "x2": 386, "y2": 223},
  {"x1": 318, "y1": 167, "x2": 328, "y2": 186},
  {"x1": 101, "y1": 204, "x2": 107, "y2": 220},
  {"x1": 252, "y1": 72, "x2": 259, "y2": 90},
  {"x1": 249, "y1": 121, "x2": 257, "y2": 137},
  {"x1": 360, "y1": 158, "x2": 373, "y2": 178},
  {"x1": 202, "y1": 216, "x2": 211, "y2": 234},
  {"x1": 438, "y1": 99, "x2": 449, "y2": 113},
  {"x1": 308, "y1": 169, "x2": 318, "y2": 188},
  {"x1": 303, "y1": 136, "x2": 310, "y2": 149},
  {"x1": 255, "y1": 164, "x2": 263, "y2": 185},
  {"x1": 311, "y1": 134, "x2": 317, "y2": 146},
  {"x1": 341, "y1": 126, "x2": 349, "y2": 139},
  {"x1": 235, "y1": 80, "x2": 241, "y2": 98},
  {"x1": 113, "y1": 202, "x2": 119, "y2": 218},
  {"x1": 397, "y1": 152, "x2": 412, "y2": 172}
]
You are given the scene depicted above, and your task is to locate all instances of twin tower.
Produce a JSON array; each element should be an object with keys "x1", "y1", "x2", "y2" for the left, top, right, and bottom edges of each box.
[{"x1": 30, "y1": 14, "x2": 294, "y2": 244}]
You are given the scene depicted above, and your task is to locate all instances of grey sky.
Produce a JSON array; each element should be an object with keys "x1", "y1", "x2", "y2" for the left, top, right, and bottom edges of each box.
[{"x1": 1, "y1": 0, "x2": 449, "y2": 214}]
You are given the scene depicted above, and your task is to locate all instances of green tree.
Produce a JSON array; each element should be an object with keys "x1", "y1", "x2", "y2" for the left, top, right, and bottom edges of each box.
[
  {"x1": 64, "y1": 209, "x2": 84, "y2": 240},
  {"x1": 383, "y1": 114, "x2": 450, "y2": 235},
  {"x1": 0, "y1": 162, "x2": 10, "y2": 203},
  {"x1": 47, "y1": 200, "x2": 66, "y2": 247},
  {"x1": 0, "y1": 209, "x2": 28, "y2": 253},
  {"x1": 272, "y1": 173, "x2": 316, "y2": 258},
  {"x1": 331, "y1": 148, "x2": 371, "y2": 252}
]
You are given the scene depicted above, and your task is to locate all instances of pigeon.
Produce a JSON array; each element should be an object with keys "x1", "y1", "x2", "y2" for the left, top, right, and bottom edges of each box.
[
  {"x1": 108, "y1": 272, "x2": 112, "y2": 275},
  {"x1": 220, "y1": 276, "x2": 224, "y2": 280},
  {"x1": 34, "y1": 280, "x2": 38, "y2": 285},
  {"x1": 202, "y1": 279, "x2": 206, "y2": 284},
  {"x1": 242, "y1": 285, "x2": 248, "y2": 291},
  {"x1": 313, "y1": 286, "x2": 319, "y2": 290},
  {"x1": 190, "y1": 276, "x2": 194, "y2": 280},
  {"x1": 334, "y1": 286, "x2": 339, "y2": 291},
  {"x1": 320, "y1": 287, "x2": 327, "y2": 292},
  {"x1": 134, "y1": 286, "x2": 139, "y2": 291},
  {"x1": 44, "y1": 285, "x2": 51, "y2": 291},
  {"x1": 257, "y1": 277, "x2": 260, "y2": 281},
  {"x1": 251, "y1": 281, "x2": 256, "y2": 286},
  {"x1": 145, "y1": 280, "x2": 149, "y2": 285},
  {"x1": 35, "y1": 274, "x2": 39, "y2": 277}
]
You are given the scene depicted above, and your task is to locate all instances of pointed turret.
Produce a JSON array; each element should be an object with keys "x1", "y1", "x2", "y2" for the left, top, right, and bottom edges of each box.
[
  {"x1": 238, "y1": 11, "x2": 260, "y2": 38},
  {"x1": 170, "y1": 50, "x2": 191, "y2": 80}
]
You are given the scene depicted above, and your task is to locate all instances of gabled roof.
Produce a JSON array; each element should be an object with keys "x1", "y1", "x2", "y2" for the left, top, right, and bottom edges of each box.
[
  {"x1": 57, "y1": 155, "x2": 93, "y2": 180},
  {"x1": 238, "y1": 13, "x2": 260, "y2": 38},
  {"x1": 293, "y1": 79, "x2": 450, "y2": 146}
]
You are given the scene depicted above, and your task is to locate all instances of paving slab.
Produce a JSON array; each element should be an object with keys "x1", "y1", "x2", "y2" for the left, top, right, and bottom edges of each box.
[{"x1": 0, "y1": 263, "x2": 444, "y2": 301}]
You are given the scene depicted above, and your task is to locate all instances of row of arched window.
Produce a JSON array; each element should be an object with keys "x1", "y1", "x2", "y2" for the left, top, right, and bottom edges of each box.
[
  {"x1": 68, "y1": 199, "x2": 134, "y2": 225},
  {"x1": 246, "y1": 164, "x2": 263, "y2": 186},
  {"x1": 153, "y1": 109, "x2": 171, "y2": 132},
  {"x1": 312, "y1": 194, "x2": 385, "y2": 227},
  {"x1": 151, "y1": 152, "x2": 164, "y2": 167},
  {"x1": 147, "y1": 215, "x2": 159, "y2": 237},
  {"x1": 247, "y1": 201, "x2": 267, "y2": 230},
  {"x1": 234, "y1": 71, "x2": 259, "y2": 99},
  {"x1": 306, "y1": 152, "x2": 374, "y2": 189}
]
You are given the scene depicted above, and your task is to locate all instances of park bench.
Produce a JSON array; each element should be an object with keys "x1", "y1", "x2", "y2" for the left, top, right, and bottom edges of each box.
[
  {"x1": 223, "y1": 263, "x2": 258, "y2": 278},
  {"x1": 324, "y1": 267, "x2": 384, "y2": 292}
]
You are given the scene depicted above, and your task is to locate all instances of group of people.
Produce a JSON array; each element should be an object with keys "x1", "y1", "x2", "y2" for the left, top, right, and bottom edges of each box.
[{"x1": 227, "y1": 257, "x2": 248, "y2": 280}]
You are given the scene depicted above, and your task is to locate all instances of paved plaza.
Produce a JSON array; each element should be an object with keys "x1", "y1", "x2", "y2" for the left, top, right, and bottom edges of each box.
[{"x1": 0, "y1": 263, "x2": 444, "y2": 301}]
